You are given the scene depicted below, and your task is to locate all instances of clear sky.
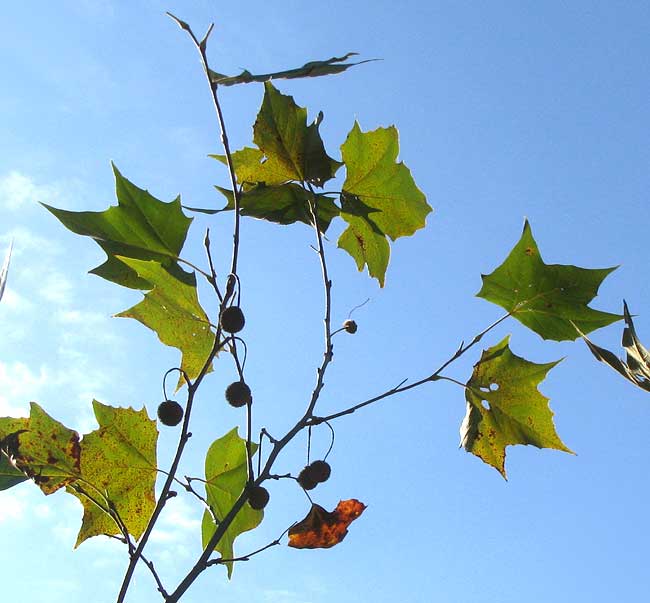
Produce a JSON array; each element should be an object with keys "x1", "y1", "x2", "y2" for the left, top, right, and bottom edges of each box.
[{"x1": 1, "y1": 2, "x2": 650, "y2": 602}]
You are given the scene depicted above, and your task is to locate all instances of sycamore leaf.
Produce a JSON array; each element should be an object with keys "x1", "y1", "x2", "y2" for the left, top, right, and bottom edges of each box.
[
  {"x1": 202, "y1": 428, "x2": 262, "y2": 578},
  {"x1": 576, "y1": 301, "x2": 650, "y2": 392},
  {"x1": 208, "y1": 52, "x2": 375, "y2": 87},
  {"x1": 44, "y1": 164, "x2": 192, "y2": 289},
  {"x1": 69, "y1": 401, "x2": 158, "y2": 547},
  {"x1": 0, "y1": 416, "x2": 30, "y2": 491},
  {"x1": 477, "y1": 220, "x2": 621, "y2": 341},
  {"x1": 288, "y1": 499, "x2": 366, "y2": 549},
  {"x1": 214, "y1": 184, "x2": 339, "y2": 232},
  {"x1": 459, "y1": 336, "x2": 572, "y2": 478},
  {"x1": 338, "y1": 122, "x2": 431, "y2": 286},
  {"x1": 0, "y1": 404, "x2": 80, "y2": 495},
  {"x1": 0, "y1": 239, "x2": 13, "y2": 303},
  {"x1": 115, "y1": 258, "x2": 215, "y2": 383},
  {"x1": 214, "y1": 83, "x2": 341, "y2": 187},
  {"x1": 0, "y1": 452, "x2": 27, "y2": 491}
]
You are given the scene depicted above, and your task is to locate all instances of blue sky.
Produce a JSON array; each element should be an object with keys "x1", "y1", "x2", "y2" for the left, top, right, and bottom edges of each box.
[{"x1": 1, "y1": 2, "x2": 649, "y2": 602}]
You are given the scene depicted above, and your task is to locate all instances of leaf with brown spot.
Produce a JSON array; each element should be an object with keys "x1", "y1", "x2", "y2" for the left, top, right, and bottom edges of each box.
[
  {"x1": 288, "y1": 499, "x2": 366, "y2": 549},
  {"x1": 477, "y1": 219, "x2": 621, "y2": 340},
  {"x1": 459, "y1": 336, "x2": 572, "y2": 479},
  {"x1": 0, "y1": 403, "x2": 81, "y2": 495},
  {"x1": 338, "y1": 122, "x2": 431, "y2": 286},
  {"x1": 70, "y1": 400, "x2": 158, "y2": 547}
]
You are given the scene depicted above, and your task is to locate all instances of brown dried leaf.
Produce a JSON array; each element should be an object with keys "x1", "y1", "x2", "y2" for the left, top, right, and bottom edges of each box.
[{"x1": 288, "y1": 499, "x2": 366, "y2": 549}]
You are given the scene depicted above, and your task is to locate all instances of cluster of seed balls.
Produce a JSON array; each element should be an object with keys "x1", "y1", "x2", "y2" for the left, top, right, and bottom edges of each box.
[
  {"x1": 157, "y1": 308, "x2": 351, "y2": 510},
  {"x1": 157, "y1": 306, "x2": 248, "y2": 427}
]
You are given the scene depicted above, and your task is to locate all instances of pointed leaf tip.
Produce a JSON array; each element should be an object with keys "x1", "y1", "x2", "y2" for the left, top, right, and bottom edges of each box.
[
  {"x1": 45, "y1": 166, "x2": 192, "y2": 289},
  {"x1": 338, "y1": 122, "x2": 431, "y2": 286},
  {"x1": 460, "y1": 337, "x2": 571, "y2": 478},
  {"x1": 477, "y1": 220, "x2": 622, "y2": 340}
]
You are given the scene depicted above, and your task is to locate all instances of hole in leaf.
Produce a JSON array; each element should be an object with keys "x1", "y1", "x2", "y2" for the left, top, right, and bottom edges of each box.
[
  {"x1": 489, "y1": 383, "x2": 499, "y2": 392},
  {"x1": 481, "y1": 399, "x2": 490, "y2": 410}
]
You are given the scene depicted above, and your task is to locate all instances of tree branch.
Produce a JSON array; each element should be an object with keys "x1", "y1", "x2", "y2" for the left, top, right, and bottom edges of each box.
[{"x1": 310, "y1": 311, "x2": 512, "y2": 423}]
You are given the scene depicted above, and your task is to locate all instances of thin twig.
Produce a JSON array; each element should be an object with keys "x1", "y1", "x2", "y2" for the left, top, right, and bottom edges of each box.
[
  {"x1": 167, "y1": 12, "x2": 243, "y2": 298},
  {"x1": 206, "y1": 528, "x2": 288, "y2": 566},
  {"x1": 142, "y1": 554, "x2": 169, "y2": 599},
  {"x1": 310, "y1": 311, "x2": 512, "y2": 424},
  {"x1": 204, "y1": 228, "x2": 224, "y2": 302}
]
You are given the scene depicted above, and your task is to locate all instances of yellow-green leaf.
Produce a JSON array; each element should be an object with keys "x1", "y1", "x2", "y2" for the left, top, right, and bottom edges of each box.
[
  {"x1": 214, "y1": 83, "x2": 341, "y2": 187},
  {"x1": 115, "y1": 258, "x2": 215, "y2": 383},
  {"x1": 338, "y1": 122, "x2": 431, "y2": 286},
  {"x1": 202, "y1": 428, "x2": 262, "y2": 578},
  {"x1": 459, "y1": 336, "x2": 572, "y2": 478},
  {"x1": 0, "y1": 403, "x2": 80, "y2": 495},
  {"x1": 70, "y1": 401, "x2": 158, "y2": 547}
]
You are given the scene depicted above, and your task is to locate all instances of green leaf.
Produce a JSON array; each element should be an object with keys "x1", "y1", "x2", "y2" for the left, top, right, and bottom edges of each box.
[
  {"x1": 202, "y1": 428, "x2": 262, "y2": 578},
  {"x1": 44, "y1": 164, "x2": 193, "y2": 289},
  {"x1": 0, "y1": 415, "x2": 29, "y2": 491},
  {"x1": 69, "y1": 401, "x2": 158, "y2": 547},
  {"x1": 459, "y1": 336, "x2": 572, "y2": 478},
  {"x1": 215, "y1": 83, "x2": 341, "y2": 187},
  {"x1": 338, "y1": 122, "x2": 432, "y2": 286},
  {"x1": 0, "y1": 453, "x2": 27, "y2": 491},
  {"x1": 215, "y1": 184, "x2": 339, "y2": 232},
  {"x1": 477, "y1": 220, "x2": 622, "y2": 341},
  {"x1": 576, "y1": 301, "x2": 650, "y2": 392},
  {"x1": 115, "y1": 258, "x2": 215, "y2": 383},
  {"x1": 208, "y1": 52, "x2": 375, "y2": 87},
  {"x1": 0, "y1": 404, "x2": 80, "y2": 495}
]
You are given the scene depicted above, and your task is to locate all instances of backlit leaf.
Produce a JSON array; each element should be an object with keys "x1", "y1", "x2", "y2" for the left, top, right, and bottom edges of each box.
[
  {"x1": 0, "y1": 453, "x2": 27, "y2": 491},
  {"x1": 215, "y1": 83, "x2": 341, "y2": 187},
  {"x1": 477, "y1": 220, "x2": 621, "y2": 340},
  {"x1": 44, "y1": 164, "x2": 192, "y2": 289},
  {"x1": 70, "y1": 401, "x2": 158, "y2": 547},
  {"x1": 214, "y1": 184, "x2": 339, "y2": 232},
  {"x1": 202, "y1": 428, "x2": 262, "y2": 578},
  {"x1": 459, "y1": 336, "x2": 572, "y2": 478},
  {"x1": 576, "y1": 301, "x2": 650, "y2": 392},
  {"x1": 338, "y1": 122, "x2": 431, "y2": 286},
  {"x1": 0, "y1": 403, "x2": 80, "y2": 495},
  {"x1": 288, "y1": 499, "x2": 366, "y2": 549},
  {"x1": 0, "y1": 416, "x2": 30, "y2": 491},
  {"x1": 115, "y1": 258, "x2": 215, "y2": 383},
  {"x1": 208, "y1": 52, "x2": 374, "y2": 87}
]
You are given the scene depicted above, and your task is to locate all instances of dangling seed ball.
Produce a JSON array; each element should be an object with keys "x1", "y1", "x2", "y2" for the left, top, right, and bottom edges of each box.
[
  {"x1": 247, "y1": 485, "x2": 270, "y2": 510},
  {"x1": 225, "y1": 381, "x2": 252, "y2": 408},
  {"x1": 343, "y1": 319, "x2": 357, "y2": 334},
  {"x1": 297, "y1": 466, "x2": 318, "y2": 491},
  {"x1": 308, "y1": 460, "x2": 331, "y2": 483},
  {"x1": 220, "y1": 306, "x2": 245, "y2": 333},
  {"x1": 157, "y1": 400, "x2": 184, "y2": 426}
]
